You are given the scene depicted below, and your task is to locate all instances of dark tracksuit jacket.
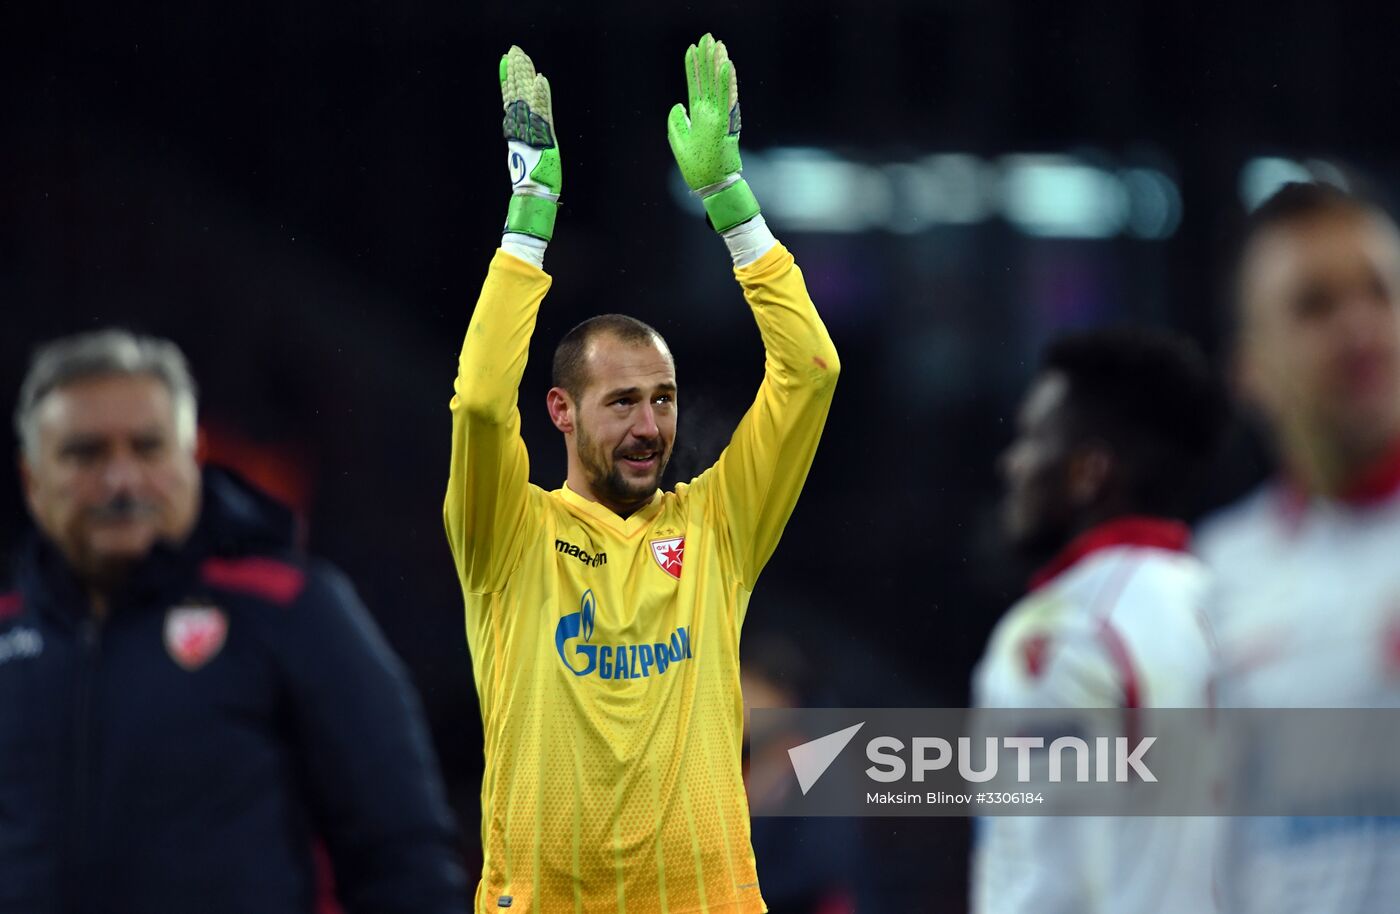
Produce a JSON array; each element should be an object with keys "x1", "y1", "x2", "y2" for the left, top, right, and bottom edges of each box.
[{"x1": 0, "y1": 469, "x2": 468, "y2": 914}]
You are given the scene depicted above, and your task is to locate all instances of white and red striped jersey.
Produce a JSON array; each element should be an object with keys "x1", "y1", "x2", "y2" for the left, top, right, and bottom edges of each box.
[
  {"x1": 1197, "y1": 444, "x2": 1400, "y2": 913},
  {"x1": 971, "y1": 516, "x2": 1217, "y2": 914}
]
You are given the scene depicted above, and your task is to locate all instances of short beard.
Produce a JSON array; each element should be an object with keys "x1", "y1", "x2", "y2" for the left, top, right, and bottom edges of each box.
[{"x1": 578, "y1": 425, "x2": 669, "y2": 513}]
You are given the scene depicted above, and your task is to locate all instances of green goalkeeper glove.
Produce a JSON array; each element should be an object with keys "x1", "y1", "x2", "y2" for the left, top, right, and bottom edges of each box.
[
  {"x1": 500, "y1": 46, "x2": 560, "y2": 241},
  {"x1": 666, "y1": 33, "x2": 761, "y2": 233}
]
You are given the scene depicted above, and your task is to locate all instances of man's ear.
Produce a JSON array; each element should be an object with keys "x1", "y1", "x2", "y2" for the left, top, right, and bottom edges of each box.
[
  {"x1": 547, "y1": 387, "x2": 576, "y2": 434},
  {"x1": 1067, "y1": 443, "x2": 1114, "y2": 508}
]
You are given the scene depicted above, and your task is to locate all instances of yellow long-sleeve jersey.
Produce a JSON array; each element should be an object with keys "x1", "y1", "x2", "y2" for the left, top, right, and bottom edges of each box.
[{"x1": 444, "y1": 243, "x2": 838, "y2": 914}]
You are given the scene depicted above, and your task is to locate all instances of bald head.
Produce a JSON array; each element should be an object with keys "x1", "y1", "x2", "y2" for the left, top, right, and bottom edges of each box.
[{"x1": 552, "y1": 314, "x2": 671, "y2": 401}]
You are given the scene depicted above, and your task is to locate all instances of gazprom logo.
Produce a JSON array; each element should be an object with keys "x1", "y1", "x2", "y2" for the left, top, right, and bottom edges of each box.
[
  {"x1": 581, "y1": 589, "x2": 596, "y2": 642},
  {"x1": 554, "y1": 589, "x2": 693, "y2": 680}
]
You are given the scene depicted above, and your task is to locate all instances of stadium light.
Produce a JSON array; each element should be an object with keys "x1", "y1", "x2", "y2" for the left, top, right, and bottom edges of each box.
[
  {"x1": 998, "y1": 154, "x2": 1129, "y2": 239},
  {"x1": 671, "y1": 148, "x2": 1181, "y2": 239}
]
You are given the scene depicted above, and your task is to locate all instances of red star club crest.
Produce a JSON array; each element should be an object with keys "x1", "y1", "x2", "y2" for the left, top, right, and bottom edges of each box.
[
  {"x1": 164, "y1": 605, "x2": 228, "y2": 671},
  {"x1": 650, "y1": 536, "x2": 685, "y2": 580}
]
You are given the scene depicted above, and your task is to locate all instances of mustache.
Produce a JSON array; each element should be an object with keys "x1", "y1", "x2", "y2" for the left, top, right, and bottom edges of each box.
[
  {"x1": 87, "y1": 494, "x2": 160, "y2": 522},
  {"x1": 613, "y1": 439, "x2": 665, "y2": 458}
]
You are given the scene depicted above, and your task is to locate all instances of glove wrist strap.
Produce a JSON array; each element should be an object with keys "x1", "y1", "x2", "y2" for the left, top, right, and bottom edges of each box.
[
  {"x1": 505, "y1": 194, "x2": 559, "y2": 241},
  {"x1": 695, "y1": 173, "x2": 743, "y2": 197},
  {"x1": 700, "y1": 178, "x2": 761, "y2": 233}
]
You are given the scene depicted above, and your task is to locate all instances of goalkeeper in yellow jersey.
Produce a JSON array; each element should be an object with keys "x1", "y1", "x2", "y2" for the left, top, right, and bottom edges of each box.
[{"x1": 444, "y1": 34, "x2": 839, "y2": 914}]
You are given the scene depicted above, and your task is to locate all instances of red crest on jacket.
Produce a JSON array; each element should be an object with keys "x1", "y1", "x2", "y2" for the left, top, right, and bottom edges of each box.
[{"x1": 164, "y1": 606, "x2": 229, "y2": 671}]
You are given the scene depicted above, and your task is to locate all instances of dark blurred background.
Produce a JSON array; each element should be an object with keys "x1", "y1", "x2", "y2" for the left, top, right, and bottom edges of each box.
[{"x1": 5, "y1": 1, "x2": 1398, "y2": 909}]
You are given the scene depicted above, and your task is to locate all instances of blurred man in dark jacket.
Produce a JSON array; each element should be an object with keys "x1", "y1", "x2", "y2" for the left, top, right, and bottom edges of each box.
[{"x1": 0, "y1": 329, "x2": 467, "y2": 914}]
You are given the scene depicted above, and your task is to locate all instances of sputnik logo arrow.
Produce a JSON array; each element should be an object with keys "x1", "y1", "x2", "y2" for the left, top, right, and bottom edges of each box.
[{"x1": 787, "y1": 722, "x2": 865, "y2": 795}]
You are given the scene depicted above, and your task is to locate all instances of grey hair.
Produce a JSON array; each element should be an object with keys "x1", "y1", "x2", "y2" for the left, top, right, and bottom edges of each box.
[{"x1": 15, "y1": 329, "x2": 199, "y2": 460}]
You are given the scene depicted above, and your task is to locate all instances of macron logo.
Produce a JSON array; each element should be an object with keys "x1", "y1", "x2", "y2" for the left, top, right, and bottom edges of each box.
[{"x1": 788, "y1": 722, "x2": 864, "y2": 795}]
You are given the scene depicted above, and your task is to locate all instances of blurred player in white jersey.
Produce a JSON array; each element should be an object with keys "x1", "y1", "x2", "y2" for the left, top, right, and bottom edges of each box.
[
  {"x1": 1198, "y1": 181, "x2": 1400, "y2": 912},
  {"x1": 972, "y1": 329, "x2": 1227, "y2": 914}
]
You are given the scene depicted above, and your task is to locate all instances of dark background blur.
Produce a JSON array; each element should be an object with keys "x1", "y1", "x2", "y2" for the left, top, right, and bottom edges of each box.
[{"x1": 4, "y1": 1, "x2": 1398, "y2": 909}]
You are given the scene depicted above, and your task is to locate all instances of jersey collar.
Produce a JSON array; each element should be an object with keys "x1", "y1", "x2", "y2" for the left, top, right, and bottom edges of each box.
[
  {"x1": 1333, "y1": 436, "x2": 1400, "y2": 505},
  {"x1": 1278, "y1": 435, "x2": 1400, "y2": 514},
  {"x1": 557, "y1": 482, "x2": 665, "y2": 537},
  {"x1": 1029, "y1": 515, "x2": 1191, "y2": 592}
]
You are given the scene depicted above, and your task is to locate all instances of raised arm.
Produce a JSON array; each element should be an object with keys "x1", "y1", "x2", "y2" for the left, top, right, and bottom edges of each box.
[
  {"x1": 709, "y1": 248, "x2": 839, "y2": 587},
  {"x1": 668, "y1": 34, "x2": 840, "y2": 588},
  {"x1": 444, "y1": 46, "x2": 560, "y2": 594}
]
